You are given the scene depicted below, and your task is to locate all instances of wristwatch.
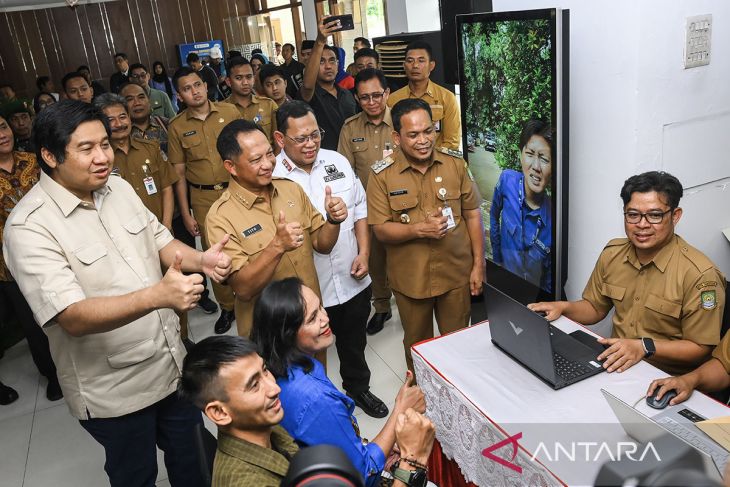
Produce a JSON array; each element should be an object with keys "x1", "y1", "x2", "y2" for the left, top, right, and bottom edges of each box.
[
  {"x1": 392, "y1": 461, "x2": 428, "y2": 487},
  {"x1": 641, "y1": 337, "x2": 656, "y2": 358}
]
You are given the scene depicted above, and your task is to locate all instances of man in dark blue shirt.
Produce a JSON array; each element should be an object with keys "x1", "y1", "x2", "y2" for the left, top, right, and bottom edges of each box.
[
  {"x1": 298, "y1": 16, "x2": 357, "y2": 150},
  {"x1": 489, "y1": 120, "x2": 553, "y2": 291}
]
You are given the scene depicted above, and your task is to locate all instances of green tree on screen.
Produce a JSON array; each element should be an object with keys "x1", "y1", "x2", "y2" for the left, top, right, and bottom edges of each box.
[{"x1": 462, "y1": 19, "x2": 552, "y2": 170}]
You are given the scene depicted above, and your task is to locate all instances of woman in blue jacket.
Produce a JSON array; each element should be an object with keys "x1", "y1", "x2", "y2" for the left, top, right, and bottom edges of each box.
[{"x1": 251, "y1": 278, "x2": 425, "y2": 487}]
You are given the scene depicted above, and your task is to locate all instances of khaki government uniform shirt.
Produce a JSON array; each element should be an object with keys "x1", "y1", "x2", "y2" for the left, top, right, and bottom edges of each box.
[
  {"x1": 366, "y1": 147, "x2": 480, "y2": 299},
  {"x1": 223, "y1": 94, "x2": 278, "y2": 145},
  {"x1": 205, "y1": 177, "x2": 325, "y2": 334},
  {"x1": 0, "y1": 151, "x2": 39, "y2": 281},
  {"x1": 167, "y1": 101, "x2": 242, "y2": 185},
  {"x1": 387, "y1": 80, "x2": 461, "y2": 150},
  {"x1": 112, "y1": 137, "x2": 178, "y2": 223},
  {"x1": 3, "y1": 173, "x2": 184, "y2": 419},
  {"x1": 582, "y1": 235, "x2": 725, "y2": 375},
  {"x1": 212, "y1": 427, "x2": 298, "y2": 487},
  {"x1": 337, "y1": 108, "x2": 394, "y2": 188}
]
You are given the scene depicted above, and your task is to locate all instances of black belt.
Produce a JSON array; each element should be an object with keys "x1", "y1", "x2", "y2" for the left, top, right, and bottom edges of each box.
[{"x1": 189, "y1": 182, "x2": 229, "y2": 191}]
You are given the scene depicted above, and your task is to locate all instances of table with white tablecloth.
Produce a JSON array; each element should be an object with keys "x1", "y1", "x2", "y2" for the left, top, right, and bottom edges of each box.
[{"x1": 412, "y1": 318, "x2": 730, "y2": 486}]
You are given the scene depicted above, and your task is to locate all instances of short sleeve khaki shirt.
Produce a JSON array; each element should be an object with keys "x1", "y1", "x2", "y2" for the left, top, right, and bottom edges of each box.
[
  {"x1": 366, "y1": 147, "x2": 480, "y2": 299},
  {"x1": 223, "y1": 95, "x2": 278, "y2": 145},
  {"x1": 582, "y1": 235, "x2": 724, "y2": 375},
  {"x1": 206, "y1": 177, "x2": 325, "y2": 335},
  {"x1": 3, "y1": 173, "x2": 183, "y2": 419},
  {"x1": 387, "y1": 80, "x2": 461, "y2": 150},
  {"x1": 337, "y1": 108, "x2": 394, "y2": 188},
  {"x1": 112, "y1": 137, "x2": 178, "y2": 222},
  {"x1": 167, "y1": 101, "x2": 242, "y2": 185}
]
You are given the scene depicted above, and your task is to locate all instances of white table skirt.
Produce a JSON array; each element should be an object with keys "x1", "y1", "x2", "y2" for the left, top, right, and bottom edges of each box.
[{"x1": 412, "y1": 319, "x2": 730, "y2": 486}]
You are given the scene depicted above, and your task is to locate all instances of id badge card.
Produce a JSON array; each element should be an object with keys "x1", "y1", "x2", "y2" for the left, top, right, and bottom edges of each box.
[
  {"x1": 143, "y1": 177, "x2": 158, "y2": 195},
  {"x1": 442, "y1": 206, "x2": 456, "y2": 230}
]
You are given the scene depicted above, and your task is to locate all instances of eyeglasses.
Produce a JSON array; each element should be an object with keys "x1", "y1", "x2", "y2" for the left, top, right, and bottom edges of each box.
[
  {"x1": 285, "y1": 129, "x2": 325, "y2": 145},
  {"x1": 358, "y1": 91, "x2": 385, "y2": 103},
  {"x1": 623, "y1": 209, "x2": 672, "y2": 224}
]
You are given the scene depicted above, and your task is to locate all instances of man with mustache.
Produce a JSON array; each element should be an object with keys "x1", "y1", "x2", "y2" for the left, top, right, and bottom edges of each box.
[
  {"x1": 531, "y1": 171, "x2": 724, "y2": 375},
  {"x1": 95, "y1": 93, "x2": 177, "y2": 229},
  {"x1": 387, "y1": 41, "x2": 461, "y2": 151},
  {"x1": 366, "y1": 99, "x2": 485, "y2": 373},
  {"x1": 120, "y1": 82, "x2": 170, "y2": 154},
  {"x1": 298, "y1": 16, "x2": 357, "y2": 151}
]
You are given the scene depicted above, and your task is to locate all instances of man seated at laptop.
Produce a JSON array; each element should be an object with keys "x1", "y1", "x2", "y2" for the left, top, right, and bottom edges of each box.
[
  {"x1": 179, "y1": 335, "x2": 435, "y2": 486},
  {"x1": 530, "y1": 171, "x2": 724, "y2": 375}
]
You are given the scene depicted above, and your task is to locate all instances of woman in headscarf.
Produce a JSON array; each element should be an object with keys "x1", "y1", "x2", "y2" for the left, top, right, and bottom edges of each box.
[{"x1": 150, "y1": 61, "x2": 179, "y2": 112}]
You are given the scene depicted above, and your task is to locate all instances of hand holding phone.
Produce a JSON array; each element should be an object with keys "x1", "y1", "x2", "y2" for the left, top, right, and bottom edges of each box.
[{"x1": 324, "y1": 14, "x2": 355, "y2": 32}]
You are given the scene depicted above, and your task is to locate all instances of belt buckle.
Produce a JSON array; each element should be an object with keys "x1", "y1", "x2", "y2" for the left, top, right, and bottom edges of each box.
[{"x1": 213, "y1": 183, "x2": 223, "y2": 190}]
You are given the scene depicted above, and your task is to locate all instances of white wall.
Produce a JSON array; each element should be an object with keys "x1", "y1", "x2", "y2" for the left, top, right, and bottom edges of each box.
[
  {"x1": 491, "y1": 0, "x2": 730, "y2": 307},
  {"x1": 404, "y1": 0, "x2": 441, "y2": 32}
]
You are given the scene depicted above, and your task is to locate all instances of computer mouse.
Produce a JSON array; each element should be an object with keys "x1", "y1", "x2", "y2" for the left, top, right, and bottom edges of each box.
[{"x1": 646, "y1": 389, "x2": 678, "y2": 409}]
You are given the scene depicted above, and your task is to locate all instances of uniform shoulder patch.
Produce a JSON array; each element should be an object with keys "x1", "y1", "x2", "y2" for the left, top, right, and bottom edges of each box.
[
  {"x1": 343, "y1": 112, "x2": 360, "y2": 125},
  {"x1": 605, "y1": 237, "x2": 629, "y2": 248},
  {"x1": 701, "y1": 290, "x2": 717, "y2": 310},
  {"x1": 371, "y1": 156, "x2": 394, "y2": 174},
  {"x1": 9, "y1": 197, "x2": 44, "y2": 225},
  {"x1": 679, "y1": 242, "x2": 715, "y2": 273},
  {"x1": 436, "y1": 146, "x2": 463, "y2": 159}
]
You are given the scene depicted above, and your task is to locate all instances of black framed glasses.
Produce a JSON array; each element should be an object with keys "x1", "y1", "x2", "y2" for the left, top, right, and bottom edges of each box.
[
  {"x1": 286, "y1": 129, "x2": 325, "y2": 145},
  {"x1": 623, "y1": 209, "x2": 673, "y2": 224},
  {"x1": 357, "y1": 91, "x2": 385, "y2": 103}
]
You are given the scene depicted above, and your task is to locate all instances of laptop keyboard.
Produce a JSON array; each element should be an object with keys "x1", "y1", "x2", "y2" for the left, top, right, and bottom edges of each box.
[
  {"x1": 655, "y1": 416, "x2": 729, "y2": 470},
  {"x1": 553, "y1": 352, "x2": 592, "y2": 381}
]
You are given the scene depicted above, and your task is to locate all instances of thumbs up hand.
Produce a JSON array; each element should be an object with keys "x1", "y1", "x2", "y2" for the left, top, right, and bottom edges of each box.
[
  {"x1": 275, "y1": 210, "x2": 304, "y2": 252},
  {"x1": 201, "y1": 234, "x2": 233, "y2": 283},
  {"x1": 159, "y1": 251, "x2": 204, "y2": 312},
  {"x1": 324, "y1": 185, "x2": 347, "y2": 224}
]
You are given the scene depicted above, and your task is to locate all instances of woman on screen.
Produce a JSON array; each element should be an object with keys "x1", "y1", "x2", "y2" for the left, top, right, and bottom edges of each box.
[{"x1": 490, "y1": 119, "x2": 553, "y2": 291}]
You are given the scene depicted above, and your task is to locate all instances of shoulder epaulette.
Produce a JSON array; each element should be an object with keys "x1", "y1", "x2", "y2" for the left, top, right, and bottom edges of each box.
[
  {"x1": 371, "y1": 156, "x2": 394, "y2": 174},
  {"x1": 605, "y1": 237, "x2": 629, "y2": 248},
  {"x1": 436, "y1": 147, "x2": 463, "y2": 159},
  {"x1": 9, "y1": 197, "x2": 44, "y2": 225}
]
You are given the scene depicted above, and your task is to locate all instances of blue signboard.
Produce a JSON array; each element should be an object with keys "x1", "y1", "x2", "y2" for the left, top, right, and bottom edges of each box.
[{"x1": 178, "y1": 40, "x2": 224, "y2": 66}]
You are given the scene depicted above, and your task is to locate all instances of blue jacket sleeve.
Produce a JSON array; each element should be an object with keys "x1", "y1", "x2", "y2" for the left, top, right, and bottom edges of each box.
[
  {"x1": 490, "y1": 173, "x2": 505, "y2": 264},
  {"x1": 292, "y1": 390, "x2": 386, "y2": 486}
]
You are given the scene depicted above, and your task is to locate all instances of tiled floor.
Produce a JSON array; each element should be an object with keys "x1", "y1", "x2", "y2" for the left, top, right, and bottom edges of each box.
[{"x1": 0, "y1": 295, "x2": 414, "y2": 487}]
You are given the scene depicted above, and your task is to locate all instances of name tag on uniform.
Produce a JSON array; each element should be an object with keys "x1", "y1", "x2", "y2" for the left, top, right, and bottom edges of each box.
[
  {"x1": 243, "y1": 224, "x2": 263, "y2": 237},
  {"x1": 143, "y1": 177, "x2": 157, "y2": 195},
  {"x1": 442, "y1": 206, "x2": 456, "y2": 230},
  {"x1": 323, "y1": 164, "x2": 345, "y2": 182},
  {"x1": 389, "y1": 189, "x2": 408, "y2": 196},
  {"x1": 352, "y1": 137, "x2": 365, "y2": 142},
  {"x1": 183, "y1": 130, "x2": 197, "y2": 137}
]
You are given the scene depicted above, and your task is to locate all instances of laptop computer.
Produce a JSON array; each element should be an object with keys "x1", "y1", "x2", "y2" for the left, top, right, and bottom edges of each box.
[
  {"x1": 485, "y1": 283, "x2": 605, "y2": 389},
  {"x1": 602, "y1": 389, "x2": 727, "y2": 482}
]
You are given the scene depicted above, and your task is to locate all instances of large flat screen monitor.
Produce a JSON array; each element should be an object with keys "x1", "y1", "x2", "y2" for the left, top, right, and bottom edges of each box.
[{"x1": 457, "y1": 8, "x2": 568, "y2": 302}]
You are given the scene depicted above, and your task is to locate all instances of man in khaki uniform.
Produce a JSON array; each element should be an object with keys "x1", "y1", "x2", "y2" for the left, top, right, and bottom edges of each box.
[
  {"x1": 367, "y1": 99, "x2": 485, "y2": 372},
  {"x1": 224, "y1": 56, "x2": 278, "y2": 146},
  {"x1": 387, "y1": 40, "x2": 461, "y2": 151},
  {"x1": 205, "y1": 119, "x2": 345, "y2": 337},
  {"x1": 168, "y1": 66, "x2": 243, "y2": 334},
  {"x1": 338, "y1": 68, "x2": 395, "y2": 335},
  {"x1": 532, "y1": 171, "x2": 724, "y2": 376},
  {"x1": 96, "y1": 93, "x2": 177, "y2": 228}
]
